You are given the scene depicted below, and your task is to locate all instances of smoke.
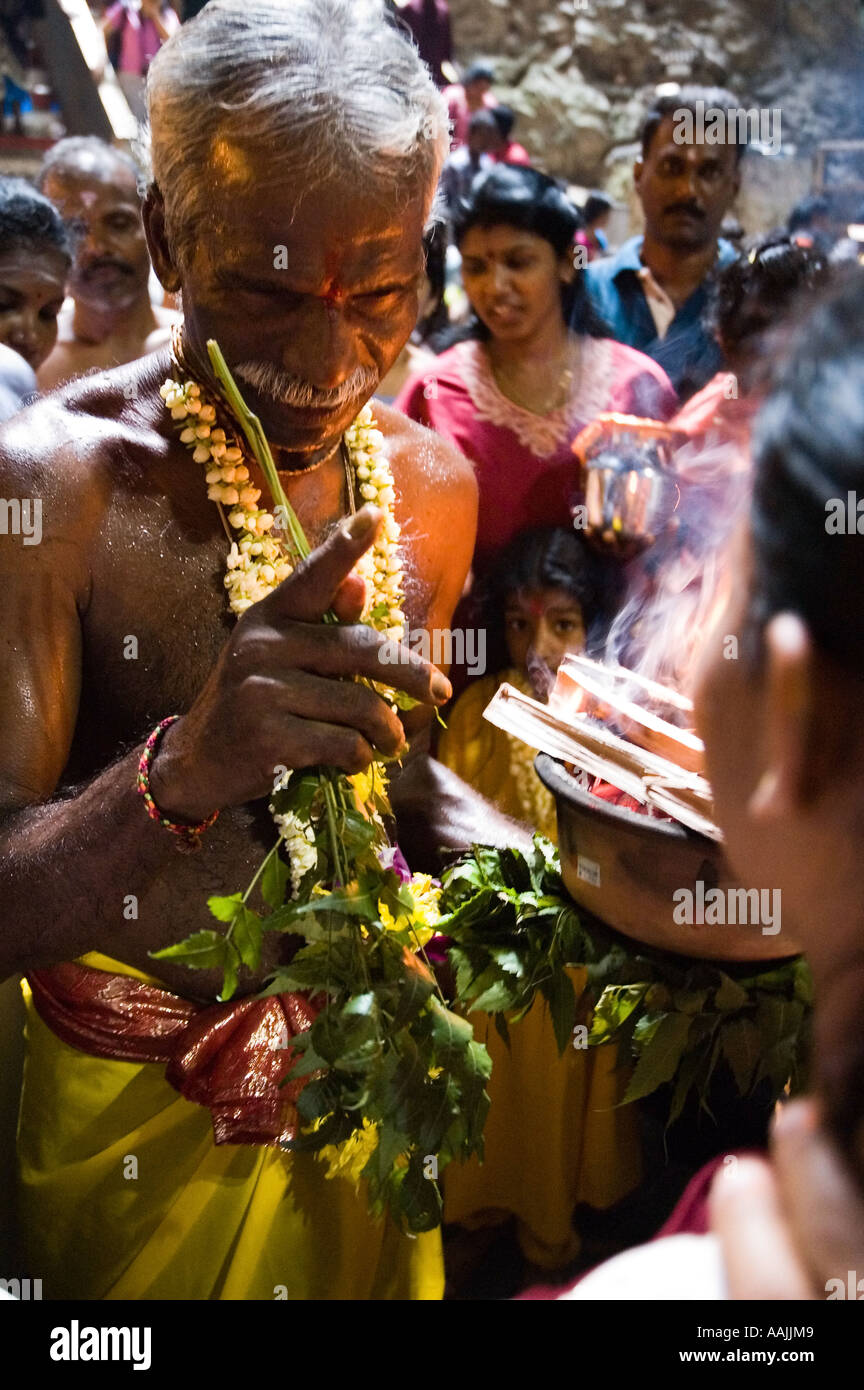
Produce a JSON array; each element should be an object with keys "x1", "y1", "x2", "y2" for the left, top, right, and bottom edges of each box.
[{"x1": 603, "y1": 433, "x2": 752, "y2": 701}]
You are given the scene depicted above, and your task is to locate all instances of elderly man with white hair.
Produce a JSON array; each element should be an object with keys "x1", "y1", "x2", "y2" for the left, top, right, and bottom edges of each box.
[{"x1": 0, "y1": 0, "x2": 496, "y2": 1300}]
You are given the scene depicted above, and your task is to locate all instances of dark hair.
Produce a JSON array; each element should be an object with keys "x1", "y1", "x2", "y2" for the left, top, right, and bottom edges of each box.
[
  {"x1": 0, "y1": 176, "x2": 72, "y2": 264},
  {"x1": 720, "y1": 214, "x2": 745, "y2": 244},
  {"x1": 468, "y1": 110, "x2": 498, "y2": 136},
  {"x1": 640, "y1": 85, "x2": 747, "y2": 163},
  {"x1": 463, "y1": 61, "x2": 494, "y2": 86},
  {"x1": 707, "y1": 232, "x2": 830, "y2": 361},
  {"x1": 787, "y1": 194, "x2": 831, "y2": 234},
  {"x1": 490, "y1": 104, "x2": 516, "y2": 141},
  {"x1": 418, "y1": 221, "x2": 449, "y2": 344},
  {"x1": 450, "y1": 164, "x2": 608, "y2": 339},
  {"x1": 36, "y1": 136, "x2": 140, "y2": 194},
  {"x1": 582, "y1": 192, "x2": 612, "y2": 225},
  {"x1": 747, "y1": 268, "x2": 864, "y2": 675},
  {"x1": 479, "y1": 527, "x2": 614, "y2": 668}
]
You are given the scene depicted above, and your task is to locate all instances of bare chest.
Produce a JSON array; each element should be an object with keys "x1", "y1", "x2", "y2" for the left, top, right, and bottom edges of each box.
[{"x1": 67, "y1": 447, "x2": 427, "y2": 777}]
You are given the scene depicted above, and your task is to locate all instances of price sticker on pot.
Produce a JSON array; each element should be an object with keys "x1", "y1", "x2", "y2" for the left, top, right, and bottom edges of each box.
[{"x1": 576, "y1": 855, "x2": 601, "y2": 887}]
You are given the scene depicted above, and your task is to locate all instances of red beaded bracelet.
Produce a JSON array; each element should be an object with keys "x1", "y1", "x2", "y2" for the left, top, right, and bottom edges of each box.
[{"x1": 137, "y1": 716, "x2": 219, "y2": 851}]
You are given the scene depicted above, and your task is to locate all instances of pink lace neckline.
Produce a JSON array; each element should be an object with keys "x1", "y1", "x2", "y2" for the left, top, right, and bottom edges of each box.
[{"x1": 455, "y1": 337, "x2": 615, "y2": 457}]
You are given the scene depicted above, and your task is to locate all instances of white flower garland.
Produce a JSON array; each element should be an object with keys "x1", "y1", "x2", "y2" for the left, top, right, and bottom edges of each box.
[{"x1": 159, "y1": 378, "x2": 406, "y2": 641}]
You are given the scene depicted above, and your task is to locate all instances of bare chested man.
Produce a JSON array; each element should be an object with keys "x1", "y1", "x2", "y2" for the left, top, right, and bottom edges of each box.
[
  {"x1": 35, "y1": 136, "x2": 178, "y2": 391},
  {"x1": 0, "y1": 0, "x2": 515, "y2": 1301}
]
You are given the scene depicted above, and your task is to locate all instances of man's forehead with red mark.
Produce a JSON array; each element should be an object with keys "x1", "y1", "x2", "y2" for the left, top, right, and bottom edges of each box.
[{"x1": 321, "y1": 256, "x2": 348, "y2": 306}]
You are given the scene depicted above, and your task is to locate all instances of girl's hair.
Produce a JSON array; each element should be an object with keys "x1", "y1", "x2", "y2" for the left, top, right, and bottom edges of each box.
[
  {"x1": 0, "y1": 176, "x2": 72, "y2": 265},
  {"x1": 417, "y1": 221, "x2": 449, "y2": 345},
  {"x1": 445, "y1": 164, "x2": 609, "y2": 344},
  {"x1": 746, "y1": 266, "x2": 864, "y2": 677},
  {"x1": 478, "y1": 526, "x2": 617, "y2": 669},
  {"x1": 707, "y1": 231, "x2": 830, "y2": 362}
]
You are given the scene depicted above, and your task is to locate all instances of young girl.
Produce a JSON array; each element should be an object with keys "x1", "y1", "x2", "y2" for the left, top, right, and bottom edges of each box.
[
  {"x1": 438, "y1": 526, "x2": 608, "y2": 842},
  {"x1": 437, "y1": 529, "x2": 639, "y2": 1280}
]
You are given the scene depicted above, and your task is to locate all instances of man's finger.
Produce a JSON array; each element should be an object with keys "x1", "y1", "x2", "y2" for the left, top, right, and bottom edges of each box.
[
  {"x1": 259, "y1": 620, "x2": 452, "y2": 705},
  {"x1": 708, "y1": 1154, "x2": 816, "y2": 1299},
  {"x1": 266, "y1": 670, "x2": 407, "y2": 757},
  {"x1": 263, "y1": 506, "x2": 383, "y2": 623},
  {"x1": 332, "y1": 572, "x2": 367, "y2": 625},
  {"x1": 771, "y1": 1098, "x2": 864, "y2": 1293}
]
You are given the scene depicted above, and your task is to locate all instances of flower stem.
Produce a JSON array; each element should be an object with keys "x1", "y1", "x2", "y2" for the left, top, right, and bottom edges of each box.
[{"x1": 206, "y1": 339, "x2": 310, "y2": 562}]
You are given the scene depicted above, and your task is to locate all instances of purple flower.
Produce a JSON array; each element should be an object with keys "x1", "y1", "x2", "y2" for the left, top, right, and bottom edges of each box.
[{"x1": 377, "y1": 843, "x2": 412, "y2": 883}]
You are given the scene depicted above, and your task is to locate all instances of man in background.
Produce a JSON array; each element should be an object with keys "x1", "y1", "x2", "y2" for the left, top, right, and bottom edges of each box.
[
  {"x1": 35, "y1": 136, "x2": 178, "y2": 390},
  {"x1": 440, "y1": 110, "x2": 497, "y2": 215},
  {"x1": 581, "y1": 87, "x2": 744, "y2": 401},
  {"x1": 102, "y1": 0, "x2": 181, "y2": 124},
  {"x1": 489, "y1": 106, "x2": 530, "y2": 166},
  {"x1": 443, "y1": 60, "x2": 496, "y2": 149},
  {"x1": 390, "y1": 0, "x2": 453, "y2": 89}
]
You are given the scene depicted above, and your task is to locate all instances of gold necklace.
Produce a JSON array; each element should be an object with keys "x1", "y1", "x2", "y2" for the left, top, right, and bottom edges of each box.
[{"x1": 489, "y1": 337, "x2": 581, "y2": 416}]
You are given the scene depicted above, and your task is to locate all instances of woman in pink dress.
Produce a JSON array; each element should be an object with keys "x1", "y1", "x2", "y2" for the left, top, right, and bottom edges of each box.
[{"x1": 395, "y1": 165, "x2": 678, "y2": 581}]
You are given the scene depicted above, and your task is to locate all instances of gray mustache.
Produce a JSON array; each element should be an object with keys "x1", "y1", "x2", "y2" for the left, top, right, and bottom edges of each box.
[{"x1": 234, "y1": 359, "x2": 379, "y2": 410}]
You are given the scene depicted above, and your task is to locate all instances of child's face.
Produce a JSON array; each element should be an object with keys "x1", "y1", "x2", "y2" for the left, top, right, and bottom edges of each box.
[{"x1": 504, "y1": 587, "x2": 586, "y2": 700}]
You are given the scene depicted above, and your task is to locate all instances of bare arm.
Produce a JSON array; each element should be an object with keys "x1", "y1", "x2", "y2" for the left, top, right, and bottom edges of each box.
[{"x1": 0, "y1": 439, "x2": 186, "y2": 978}]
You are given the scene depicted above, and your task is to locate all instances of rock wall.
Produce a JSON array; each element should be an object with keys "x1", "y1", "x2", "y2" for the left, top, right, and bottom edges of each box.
[{"x1": 448, "y1": 0, "x2": 864, "y2": 222}]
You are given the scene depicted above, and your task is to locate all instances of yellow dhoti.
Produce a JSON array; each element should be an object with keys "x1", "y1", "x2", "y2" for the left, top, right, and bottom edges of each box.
[{"x1": 16, "y1": 954, "x2": 443, "y2": 1301}]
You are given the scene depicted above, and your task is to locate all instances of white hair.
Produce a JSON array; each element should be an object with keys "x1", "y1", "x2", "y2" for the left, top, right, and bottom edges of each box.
[
  {"x1": 234, "y1": 358, "x2": 379, "y2": 409},
  {"x1": 145, "y1": 0, "x2": 449, "y2": 265}
]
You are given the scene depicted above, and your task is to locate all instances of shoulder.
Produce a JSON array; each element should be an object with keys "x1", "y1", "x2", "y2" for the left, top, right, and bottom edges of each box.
[
  {"x1": 393, "y1": 341, "x2": 472, "y2": 416},
  {"x1": 584, "y1": 238, "x2": 641, "y2": 288},
  {"x1": 0, "y1": 354, "x2": 173, "y2": 530},
  {"x1": 590, "y1": 337, "x2": 677, "y2": 418},
  {"x1": 597, "y1": 337, "x2": 668, "y2": 381},
  {"x1": 376, "y1": 399, "x2": 477, "y2": 514},
  {"x1": 375, "y1": 400, "x2": 477, "y2": 632}
]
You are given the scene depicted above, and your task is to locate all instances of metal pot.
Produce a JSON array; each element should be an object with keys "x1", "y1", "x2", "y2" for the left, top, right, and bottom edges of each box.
[
  {"x1": 536, "y1": 753, "x2": 796, "y2": 963},
  {"x1": 574, "y1": 413, "x2": 680, "y2": 552}
]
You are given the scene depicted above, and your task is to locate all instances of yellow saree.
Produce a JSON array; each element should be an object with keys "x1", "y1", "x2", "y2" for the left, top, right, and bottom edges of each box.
[{"x1": 438, "y1": 673, "x2": 642, "y2": 1265}]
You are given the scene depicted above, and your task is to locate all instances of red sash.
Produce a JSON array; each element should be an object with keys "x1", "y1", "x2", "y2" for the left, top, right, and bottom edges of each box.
[{"x1": 26, "y1": 962, "x2": 320, "y2": 1146}]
